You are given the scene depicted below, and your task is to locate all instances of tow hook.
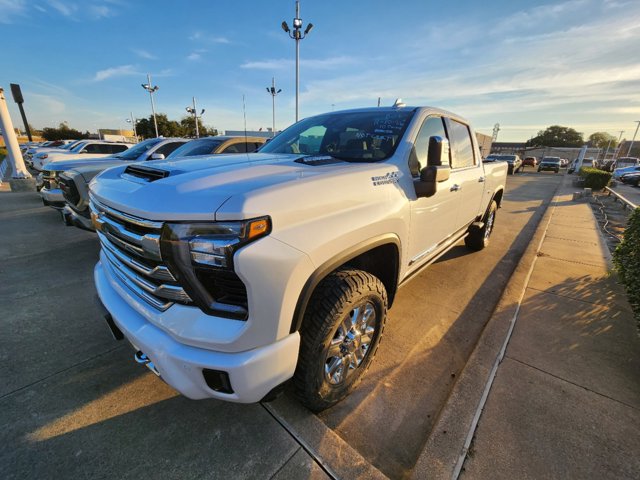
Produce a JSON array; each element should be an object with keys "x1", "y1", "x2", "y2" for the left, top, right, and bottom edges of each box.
[{"x1": 134, "y1": 350, "x2": 161, "y2": 376}]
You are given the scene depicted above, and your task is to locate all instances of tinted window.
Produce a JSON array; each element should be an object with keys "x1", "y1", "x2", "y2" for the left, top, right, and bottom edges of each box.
[
  {"x1": 116, "y1": 138, "x2": 162, "y2": 160},
  {"x1": 154, "y1": 141, "x2": 185, "y2": 157},
  {"x1": 167, "y1": 138, "x2": 224, "y2": 158},
  {"x1": 411, "y1": 116, "x2": 448, "y2": 176},
  {"x1": 111, "y1": 145, "x2": 128, "y2": 154},
  {"x1": 82, "y1": 143, "x2": 102, "y2": 153},
  {"x1": 448, "y1": 120, "x2": 475, "y2": 169},
  {"x1": 222, "y1": 143, "x2": 247, "y2": 154}
]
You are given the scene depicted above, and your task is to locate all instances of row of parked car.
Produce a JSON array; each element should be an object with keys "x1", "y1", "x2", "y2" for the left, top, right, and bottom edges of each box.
[
  {"x1": 484, "y1": 154, "x2": 567, "y2": 174},
  {"x1": 483, "y1": 152, "x2": 639, "y2": 182},
  {"x1": 22, "y1": 135, "x2": 268, "y2": 230}
]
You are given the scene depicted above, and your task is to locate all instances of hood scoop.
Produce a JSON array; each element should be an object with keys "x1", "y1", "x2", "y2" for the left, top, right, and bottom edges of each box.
[
  {"x1": 123, "y1": 165, "x2": 170, "y2": 182},
  {"x1": 295, "y1": 155, "x2": 344, "y2": 166}
]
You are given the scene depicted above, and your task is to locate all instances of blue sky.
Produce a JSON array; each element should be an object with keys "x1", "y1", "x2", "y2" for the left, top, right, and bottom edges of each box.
[{"x1": 1, "y1": 0, "x2": 639, "y2": 142}]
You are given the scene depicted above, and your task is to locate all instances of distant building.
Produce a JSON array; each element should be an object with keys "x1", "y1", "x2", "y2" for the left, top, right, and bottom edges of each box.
[
  {"x1": 224, "y1": 130, "x2": 275, "y2": 138},
  {"x1": 490, "y1": 142, "x2": 527, "y2": 155}
]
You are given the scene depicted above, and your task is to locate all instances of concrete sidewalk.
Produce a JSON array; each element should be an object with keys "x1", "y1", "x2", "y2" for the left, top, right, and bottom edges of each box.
[{"x1": 460, "y1": 175, "x2": 640, "y2": 478}]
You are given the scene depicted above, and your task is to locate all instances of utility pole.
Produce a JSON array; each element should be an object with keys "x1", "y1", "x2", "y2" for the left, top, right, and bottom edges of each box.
[
  {"x1": 627, "y1": 121, "x2": 640, "y2": 157},
  {"x1": 0, "y1": 87, "x2": 32, "y2": 183},
  {"x1": 141, "y1": 74, "x2": 159, "y2": 138},
  {"x1": 265, "y1": 78, "x2": 281, "y2": 137},
  {"x1": 126, "y1": 112, "x2": 138, "y2": 141},
  {"x1": 281, "y1": 0, "x2": 314, "y2": 122},
  {"x1": 492, "y1": 123, "x2": 500, "y2": 142},
  {"x1": 185, "y1": 97, "x2": 205, "y2": 138},
  {"x1": 615, "y1": 130, "x2": 624, "y2": 158}
]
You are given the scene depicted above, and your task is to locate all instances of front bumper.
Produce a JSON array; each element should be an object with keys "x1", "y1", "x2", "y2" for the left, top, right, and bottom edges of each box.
[
  {"x1": 538, "y1": 165, "x2": 559, "y2": 171},
  {"x1": 94, "y1": 260, "x2": 301, "y2": 402},
  {"x1": 62, "y1": 205, "x2": 94, "y2": 231},
  {"x1": 39, "y1": 187, "x2": 66, "y2": 209}
]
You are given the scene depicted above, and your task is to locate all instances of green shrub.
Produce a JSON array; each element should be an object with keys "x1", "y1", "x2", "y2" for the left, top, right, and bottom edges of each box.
[
  {"x1": 578, "y1": 167, "x2": 611, "y2": 190},
  {"x1": 613, "y1": 208, "x2": 640, "y2": 331}
]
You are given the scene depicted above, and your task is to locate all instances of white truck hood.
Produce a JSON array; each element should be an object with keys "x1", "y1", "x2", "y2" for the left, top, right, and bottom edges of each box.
[{"x1": 90, "y1": 153, "x2": 398, "y2": 221}]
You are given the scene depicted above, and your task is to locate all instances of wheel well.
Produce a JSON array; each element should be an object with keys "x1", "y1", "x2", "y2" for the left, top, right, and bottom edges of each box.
[
  {"x1": 342, "y1": 243, "x2": 399, "y2": 307},
  {"x1": 290, "y1": 241, "x2": 400, "y2": 333},
  {"x1": 493, "y1": 189, "x2": 504, "y2": 207}
]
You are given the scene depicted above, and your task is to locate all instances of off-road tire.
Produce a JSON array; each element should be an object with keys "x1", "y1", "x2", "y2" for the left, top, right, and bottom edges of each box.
[
  {"x1": 293, "y1": 268, "x2": 387, "y2": 412},
  {"x1": 465, "y1": 200, "x2": 497, "y2": 251}
]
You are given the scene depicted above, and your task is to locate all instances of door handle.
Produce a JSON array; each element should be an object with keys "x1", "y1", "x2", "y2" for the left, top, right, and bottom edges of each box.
[
  {"x1": 450, "y1": 184, "x2": 461, "y2": 192},
  {"x1": 478, "y1": 176, "x2": 485, "y2": 183}
]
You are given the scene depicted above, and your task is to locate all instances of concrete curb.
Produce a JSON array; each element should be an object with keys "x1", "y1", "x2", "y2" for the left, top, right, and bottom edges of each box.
[{"x1": 410, "y1": 175, "x2": 566, "y2": 479}]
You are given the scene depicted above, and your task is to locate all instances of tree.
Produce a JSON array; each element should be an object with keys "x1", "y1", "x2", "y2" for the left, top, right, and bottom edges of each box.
[
  {"x1": 179, "y1": 115, "x2": 216, "y2": 137},
  {"x1": 41, "y1": 122, "x2": 89, "y2": 141},
  {"x1": 525, "y1": 125, "x2": 584, "y2": 147},
  {"x1": 588, "y1": 132, "x2": 618, "y2": 150},
  {"x1": 135, "y1": 114, "x2": 184, "y2": 139}
]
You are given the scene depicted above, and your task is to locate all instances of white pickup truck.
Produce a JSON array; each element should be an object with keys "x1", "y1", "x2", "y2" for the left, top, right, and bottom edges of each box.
[{"x1": 91, "y1": 106, "x2": 507, "y2": 411}]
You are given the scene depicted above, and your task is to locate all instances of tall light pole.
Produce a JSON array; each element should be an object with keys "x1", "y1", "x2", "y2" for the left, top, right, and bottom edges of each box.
[
  {"x1": 627, "y1": 120, "x2": 640, "y2": 157},
  {"x1": 141, "y1": 74, "x2": 159, "y2": 138},
  {"x1": 185, "y1": 97, "x2": 205, "y2": 138},
  {"x1": 266, "y1": 77, "x2": 282, "y2": 137},
  {"x1": 281, "y1": 0, "x2": 313, "y2": 122},
  {"x1": 126, "y1": 112, "x2": 137, "y2": 141},
  {"x1": 615, "y1": 130, "x2": 624, "y2": 158}
]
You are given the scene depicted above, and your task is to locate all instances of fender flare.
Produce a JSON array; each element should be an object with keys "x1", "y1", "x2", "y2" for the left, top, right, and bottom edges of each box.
[{"x1": 289, "y1": 234, "x2": 401, "y2": 333}]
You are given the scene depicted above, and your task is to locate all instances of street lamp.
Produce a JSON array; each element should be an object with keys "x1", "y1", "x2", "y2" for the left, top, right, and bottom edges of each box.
[
  {"x1": 126, "y1": 112, "x2": 137, "y2": 141},
  {"x1": 266, "y1": 77, "x2": 282, "y2": 137},
  {"x1": 141, "y1": 74, "x2": 159, "y2": 138},
  {"x1": 185, "y1": 97, "x2": 205, "y2": 138},
  {"x1": 627, "y1": 120, "x2": 640, "y2": 157},
  {"x1": 281, "y1": 0, "x2": 313, "y2": 122}
]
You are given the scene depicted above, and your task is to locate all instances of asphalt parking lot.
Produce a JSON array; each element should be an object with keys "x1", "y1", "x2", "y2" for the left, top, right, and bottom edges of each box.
[{"x1": 1, "y1": 171, "x2": 563, "y2": 479}]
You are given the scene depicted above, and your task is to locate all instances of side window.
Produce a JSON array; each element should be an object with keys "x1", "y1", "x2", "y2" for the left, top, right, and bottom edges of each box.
[
  {"x1": 110, "y1": 145, "x2": 128, "y2": 154},
  {"x1": 246, "y1": 142, "x2": 262, "y2": 153},
  {"x1": 411, "y1": 116, "x2": 447, "y2": 176},
  {"x1": 448, "y1": 120, "x2": 475, "y2": 169},
  {"x1": 222, "y1": 143, "x2": 247, "y2": 154},
  {"x1": 155, "y1": 142, "x2": 184, "y2": 156},
  {"x1": 83, "y1": 143, "x2": 101, "y2": 153}
]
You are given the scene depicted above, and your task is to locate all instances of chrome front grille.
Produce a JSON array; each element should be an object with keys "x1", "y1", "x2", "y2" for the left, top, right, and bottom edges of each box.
[{"x1": 91, "y1": 196, "x2": 192, "y2": 311}]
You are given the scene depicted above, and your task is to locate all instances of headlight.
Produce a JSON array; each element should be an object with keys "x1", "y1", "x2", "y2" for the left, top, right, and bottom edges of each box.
[
  {"x1": 160, "y1": 217, "x2": 271, "y2": 319},
  {"x1": 40, "y1": 153, "x2": 48, "y2": 159}
]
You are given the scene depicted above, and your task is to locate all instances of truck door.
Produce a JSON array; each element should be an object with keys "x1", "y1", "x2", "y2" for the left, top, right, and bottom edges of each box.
[
  {"x1": 407, "y1": 116, "x2": 461, "y2": 268},
  {"x1": 445, "y1": 118, "x2": 485, "y2": 230}
]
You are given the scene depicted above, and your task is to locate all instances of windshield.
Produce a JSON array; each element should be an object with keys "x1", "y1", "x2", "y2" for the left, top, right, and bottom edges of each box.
[
  {"x1": 70, "y1": 141, "x2": 90, "y2": 152},
  {"x1": 115, "y1": 138, "x2": 163, "y2": 160},
  {"x1": 167, "y1": 138, "x2": 224, "y2": 158},
  {"x1": 259, "y1": 109, "x2": 415, "y2": 161},
  {"x1": 543, "y1": 158, "x2": 561, "y2": 164}
]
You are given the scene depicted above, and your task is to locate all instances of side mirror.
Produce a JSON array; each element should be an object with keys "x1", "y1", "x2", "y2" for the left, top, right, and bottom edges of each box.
[
  {"x1": 414, "y1": 136, "x2": 451, "y2": 198},
  {"x1": 150, "y1": 153, "x2": 165, "y2": 160}
]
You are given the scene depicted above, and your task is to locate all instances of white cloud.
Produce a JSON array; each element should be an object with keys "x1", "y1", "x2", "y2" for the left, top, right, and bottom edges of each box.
[
  {"x1": 132, "y1": 48, "x2": 157, "y2": 60},
  {"x1": 46, "y1": 0, "x2": 77, "y2": 17},
  {"x1": 0, "y1": 0, "x2": 27, "y2": 23},
  {"x1": 89, "y1": 4, "x2": 114, "y2": 19},
  {"x1": 93, "y1": 65, "x2": 139, "y2": 81},
  {"x1": 241, "y1": 56, "x2": 354, "y2": 70},
  {"x1": 189, "y1": 31, "x2": 230, "y2": 44},
  {"x1": 187, "y1": 52, "x2": 202, "y2": 61},
  {"x1": 29, "y1": 93, "x2": 66, "y2": 115}
]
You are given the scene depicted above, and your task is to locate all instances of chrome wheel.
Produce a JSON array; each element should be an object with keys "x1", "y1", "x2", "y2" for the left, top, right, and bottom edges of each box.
[
  {"x1": 324, "y1": 301, "x2": 377, "y2": 385},
  {"x1": 484, "y1": 210, "x2": 495, "y2": 241}
]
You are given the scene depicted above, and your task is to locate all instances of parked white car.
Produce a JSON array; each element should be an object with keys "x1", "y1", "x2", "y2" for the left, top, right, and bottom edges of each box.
[{"x1": 32, "y1": 141, "x2": 131, "y2": 171}]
